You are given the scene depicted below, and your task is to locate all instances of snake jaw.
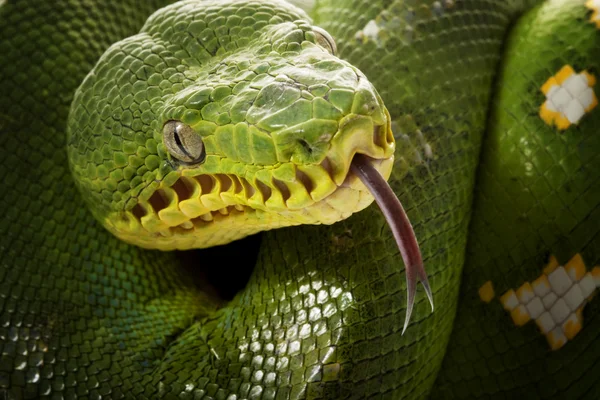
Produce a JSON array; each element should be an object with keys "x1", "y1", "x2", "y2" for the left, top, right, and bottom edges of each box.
[{"x1": 104, "y1": 118, "x2": 395, "y2": 250}]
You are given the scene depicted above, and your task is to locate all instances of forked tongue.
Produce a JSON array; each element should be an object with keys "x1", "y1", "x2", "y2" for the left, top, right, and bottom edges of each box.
[{"x1": 350, "y1": 154, "x2": 434, "y2": 335}]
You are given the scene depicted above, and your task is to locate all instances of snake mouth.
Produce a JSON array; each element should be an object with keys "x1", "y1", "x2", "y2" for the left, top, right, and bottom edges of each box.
[
  {"x1": 106, "y1": 111, "x2": 395, "y2": 250},
  {"x1": 129, "y1": 173, "x2": 255, "y2": 236},
  {"x1": 121, "y1": 153, "x2": 394, "y2": 236},
  {"x1": 110, "y1": 112, "x2": 392, "y2": 234}
]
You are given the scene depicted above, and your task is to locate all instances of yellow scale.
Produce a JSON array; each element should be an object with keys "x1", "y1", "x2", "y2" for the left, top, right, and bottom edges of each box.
[{"x1": 479, "y1": 254, "x2": 600, "y2": 350}]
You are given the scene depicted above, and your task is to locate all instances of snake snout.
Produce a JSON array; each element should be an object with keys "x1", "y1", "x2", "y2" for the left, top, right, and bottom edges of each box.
[{"x1": 325, "y1": 108, "x2": 395, "y2": 186}]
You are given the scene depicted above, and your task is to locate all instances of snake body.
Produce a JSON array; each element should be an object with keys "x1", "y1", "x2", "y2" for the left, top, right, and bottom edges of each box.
[{"x1": 1, "y1": 0, "x2": 599, "y2": 398}]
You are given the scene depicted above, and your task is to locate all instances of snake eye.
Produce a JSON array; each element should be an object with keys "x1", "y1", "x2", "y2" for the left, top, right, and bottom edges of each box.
[
  {"x1": 313, "y1": 26, "x2": 337, "y2": 55},
  {"x1": 163, "y1": 121, "x2": 205, "y2": 164}
]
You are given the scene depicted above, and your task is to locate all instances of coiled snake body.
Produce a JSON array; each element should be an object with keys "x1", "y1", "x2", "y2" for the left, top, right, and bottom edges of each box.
[{"x1": 1, "y1": 0, "x2": 599, "y2": 398}]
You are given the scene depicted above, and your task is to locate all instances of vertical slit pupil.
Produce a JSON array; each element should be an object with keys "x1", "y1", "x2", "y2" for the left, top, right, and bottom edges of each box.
[
  {"x1": 174, "y1": 127, "x2": 186, "y2": 153},
  {"x1": 173, "y1": 124, "x2": 196, "y2": 161}
]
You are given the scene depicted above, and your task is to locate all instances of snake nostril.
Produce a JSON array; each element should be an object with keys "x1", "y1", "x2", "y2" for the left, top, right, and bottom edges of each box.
[{"x1": 298, "y1": 139, "x2": 312, "y2": 154}]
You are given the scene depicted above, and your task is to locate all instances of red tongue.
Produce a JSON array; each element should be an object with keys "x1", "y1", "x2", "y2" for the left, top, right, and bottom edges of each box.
[{"x1": 350, "y1": 154, "x2": 434, "y2": 334}]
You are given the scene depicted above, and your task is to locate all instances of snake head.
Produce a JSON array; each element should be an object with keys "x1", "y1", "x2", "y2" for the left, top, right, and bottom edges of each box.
[{"x1": 67, "y1": 0, "x2": 395, "y2": 250}]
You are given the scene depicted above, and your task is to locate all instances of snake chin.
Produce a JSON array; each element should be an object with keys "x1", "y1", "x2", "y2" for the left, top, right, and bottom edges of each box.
[{"x1": 104, "y1": 119, "x2": 395, "y2": 251}]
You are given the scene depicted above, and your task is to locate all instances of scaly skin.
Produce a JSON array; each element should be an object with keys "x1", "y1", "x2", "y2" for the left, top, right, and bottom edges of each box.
[
  {"x1": 1, "y1": 1, "x2": 599, "y2": 400},
  {"x1": 435, "y1": 2, "x2": 600, "y2": 398},
  {"x1": 66, "y1": 0, "x2": 395, "y2": 251}
]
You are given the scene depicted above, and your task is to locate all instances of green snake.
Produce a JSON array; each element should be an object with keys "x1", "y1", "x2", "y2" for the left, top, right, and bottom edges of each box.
[{"x1": 1, "y1": 0, "x2": 599, "y2": 398}]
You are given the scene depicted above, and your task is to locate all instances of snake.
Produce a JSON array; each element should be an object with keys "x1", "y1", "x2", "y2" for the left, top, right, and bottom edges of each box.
[{"x1": 1, "y1": 0, "x2": 599, "y2": 398}]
